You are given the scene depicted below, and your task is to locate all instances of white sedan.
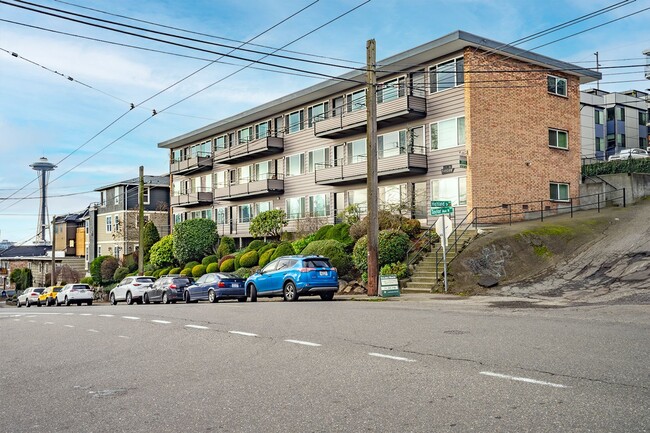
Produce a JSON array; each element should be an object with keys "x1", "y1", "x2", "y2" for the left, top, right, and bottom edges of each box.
[
  {"x1": 56, "y1": 284, "x2": 93, "y2": 306},
  {"x1": 608, "y1": 148, "x2": 649, "y2": 161},
  {"x1": 16, "y1": 287, "x2": 45, "y2": 307},
  {"x1": 109, "y1": 276, "x2": 156, "y2": 305}
]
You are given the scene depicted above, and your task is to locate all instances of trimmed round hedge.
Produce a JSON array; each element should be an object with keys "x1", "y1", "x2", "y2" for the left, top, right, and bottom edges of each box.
[
  {"x1": 217, "y1": 236, "x2": 236, "y2": 259},
  {"x1": 184, "y1": 261, "x2": 200, "y2": 270},
  {"x1": 168, "y1": 267, "x2": 181, "y2": 275},
  {"x1": 301, "y1": 239, "x2": 351, "y2": 276},
  {"x1": 352, "y1": 229, "x2": 410, "y2": 273},
  {"x1": 192, "y1": 264, "x2": 206, "y2": 278},
  {"x1": 270, "y1": 242, "x2": 295, "y2": 260},
  {"x1": 201, "y1": 255, "x2": 218, "y2": 266},
  {"x1": 259, "y1": 248, "x2": 275, "y2": 267},
  {"x1": 239, "y1": 250, "x2": 259, "y2": 268},
  {"x1": 220, "y1": 258, "x2": 235, "y2": 272},
  {"x1": 180, "y1": 268, "x2": 192, "y2": 276},
  {"x1": 257, "y1": 243, "x2": 277, "y2": 255},
  {"x1": 246, "y1": 240, "x2": 266, "y2": 251},
  {"x1": 205, "y1": 262, "x2": 219, "y2": 273}
]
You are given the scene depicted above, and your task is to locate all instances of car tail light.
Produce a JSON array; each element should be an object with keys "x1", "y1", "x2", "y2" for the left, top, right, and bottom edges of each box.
[
  {"x1": 170, "y1": 284, "x2": 177, "y2": 289},
  {"x1": 298, "y1": 268, "x2": 311, "y2": 273},
  {"x1": 331, "y1": 267, "x2": 337, "y2": 272},
  {"x1": 70, "y1": 288, "x2": 77, "y2": 292},
  {"x1": 133, "y1": 283, "x2": 141, "y2": 286},
  {"x1": 31, "y1": 293, "x2": 38, "y2": 296},
  {"x1": 218, "y1": 281, "x2": 225, "y2": 288}
]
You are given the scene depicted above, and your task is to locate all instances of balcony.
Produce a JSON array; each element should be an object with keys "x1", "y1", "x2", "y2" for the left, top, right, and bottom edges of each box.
[
  {"x1": 171, "y1": 190, "x2": 213, "y2": 207},
  {"x1": 213, "y1": 136, "x2": 284, "y2": 164},
  {"x1": 314, "y1": 150, "x2": 427, "y2": 185},
  {"x1": 170, "y1": 153, "x2": 213, "y2": 175},
  {"x1": 213, "y1": 175, "x2": 284, "y2": 200},
  {"x1": 314, "y1": 95, "x2": 427, "y2": 139}
]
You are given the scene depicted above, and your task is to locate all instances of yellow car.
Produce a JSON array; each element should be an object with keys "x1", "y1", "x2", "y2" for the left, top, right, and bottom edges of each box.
[{"x1": 38, "y1": 286, "x2": 64, "y2": 306}]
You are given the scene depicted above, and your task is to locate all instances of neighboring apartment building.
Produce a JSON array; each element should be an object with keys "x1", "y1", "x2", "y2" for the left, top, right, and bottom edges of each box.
[
  {"x1": 158, "y1": 30, "x2": 600, "y2": 243},
  {"x1": 53, "y1": 210, "x2": 87, "y2": 258},
  {"x1": 581, "y1": 88, "x2": 649, "y2": 161},
  {"x1": 90, "y1": 175, "x2": 170, "y2": 264}
]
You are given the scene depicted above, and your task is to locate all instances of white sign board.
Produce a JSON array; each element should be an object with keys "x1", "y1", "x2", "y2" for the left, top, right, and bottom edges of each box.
[{"x1": 435, "y1": 216, "x2": 453, "y2": 248}]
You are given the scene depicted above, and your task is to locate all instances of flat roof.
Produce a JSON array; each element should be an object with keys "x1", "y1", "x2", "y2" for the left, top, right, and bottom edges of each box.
[{"x1": 159, "y1": 30, "x2": 601, "y2": 149}]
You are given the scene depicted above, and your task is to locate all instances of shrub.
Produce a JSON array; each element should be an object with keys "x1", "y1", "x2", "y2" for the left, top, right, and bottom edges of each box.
[
  {"x1": 80, "y1": 276, "x2": 94, "y2": 285},
  {"x1": 259, "y1": 248, "x2": 275, "y2": 267},
  {"x1": 349, "y1": 210, "x2": 403, "y2": 240},
  {"x1": 206, "y1": 262, "x2": 219, "y2": 273},
  {"x1": 168, "y1": 267, "x2": 181, "y2": 275},
  {"x1": 180, "y1": 268, "x2": 192, "y2": 276},
  {"x1": 380, "y1": 262, "x2": 409, "y2": 279},
  {"x1": 234, "y1": 252, "x2": 243, "y2": 269},
  {"x1": 184, "y1": 261, "x2": 200, "y2": 270},
  {"x1": 326, "y1": 223, "x2": 354, "y2": 249},
  {"x1": 159, "y1": 267, "x2": 172, "y2": 276},
  {"x1": 217, "y1": 236, "x2": 236, "y2": 259},
  {"x1": 100, "y1": 257, "x2": 119, "y2": 283},
  {"x1": 240, "y1": 250, "x2": 259, "y2": 268},
  {"x1": 152, "y1": 269, "x2": 162, "y2": 278},
  {"x1": 122, "y1": 253, "x2": 138, "y2": 272},
  {"x1": 218, "y1": 254, "x2": 235, "y2": 268},
  {"x1": 220, "y1": 258, "x2": 235, "y2": 272},
  {"x1": 337, "y1": 204, "x2": 361, "y2": 225},
  {"x1": 246, "y1": 240, "x2": 266, "y2": 251},
  {"x1": 270, "y1": 242, "x2": 295, "y2": 260},
  {"x1": 142, "y1": 221, "x2": 160, "y2": 263},
  {"x1": 292, "y1": 234, "x2": 315, "y2": 254},
  {"x1": 301, "y1": 239, "x2": 351, "y2": 276},
  {"x1": 192, "y1": 264, "x2": 206, "y2": 278},
  {"x1": 149, "y1": 235, "x2": 175, "y2": 268},
  {"x1": 113, "y1": 267, "x2": 129, "y2": 282},
  {"x1": 201, "y1": 255, "x2": 218, "y2": 266},
  {"x1": 173, "y1": 218, "x2": 219, "y2": 264},
  {"x1": 234, "y1": 267, "x2": 252, "y2": 279},
  {"x1": 352, "y1": 229, "x2": 410, "y2": 273},
  {"x1": 90, "y1": 256, "x2": 111, "y2": 285},
  {"x1": 257, "y1": 242, "x2": 277, "y2": 256},
  {"x1": 313, "y1": 225, "x2": 333, "y2": 241},
  {"x1": 249, "y1": 209, "x2": 288, "y2": 239},
  {"x1": 400, "y1": 219, "x2": 421, "y2": 238}
]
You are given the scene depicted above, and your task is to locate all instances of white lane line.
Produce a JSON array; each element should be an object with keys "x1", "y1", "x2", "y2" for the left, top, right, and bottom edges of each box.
[
  {"x1": 26, "y1": 315, "x2": 36, "y2": 318},
  {"x1": 64, "y1": 325, "x2": 75, "y2": 328},
  {"x1": 285, "y1": 339, "x2": 321, "y2": 347},
  {"x1": 80, "y1": 313, "x2": 92, "y2": 316},
  {"x1": 118, "y1": 335, "x2": 130, "y2": 339},
  {"x1": 64, "y1": 313, "x2": 74, "y2": 316},
  {"x1": 185, "y1": 325, "x2": 209, "y2": 330},
  {"x1": 99, "y1": 314, "x2": 114, "y2": 317},
  {"x1": 229, "y1": 331, "x2": 258, "y2": 337},
  {"x1": 28, "y1": 320, "x2": 36, "y2": 323},
  {"x1": 368, "y1": 352, "x2": 416, "y2": 362},
  {"x1": 151, "y1": 320, "x2": 172, "y2": 324},
  {"x1": 13, "y1": 319, "x2": 20, "y2": 321},
  {"x1": 122, "y1": 316, "x2": 140, "y2": 320},
  {"x1": 44, "y1": 322, "x2": 54, "y2": 325},
  {"x1": 87, "y1": 329, "x2": 99, "y2": 333},
  {"x1": 479, "y1": 371, "x2": 568, "y2": 388}
]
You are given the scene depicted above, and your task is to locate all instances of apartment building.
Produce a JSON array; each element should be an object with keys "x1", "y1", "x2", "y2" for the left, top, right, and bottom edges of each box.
[
  {"x1": 158, "y1": 30, "x2": 600, "y2": 242},
  {"x1": 581, "y1": 88, "x2": 649, "y2": 160},
  {"x1": 89, "y1": 175, "x2": 170, "y2": 265}
]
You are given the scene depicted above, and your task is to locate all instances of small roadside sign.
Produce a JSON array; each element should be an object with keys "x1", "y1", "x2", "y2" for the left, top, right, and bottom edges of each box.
[
  {"x1": 430, "y1": 200, "x2": 451, "y2": 207},
  {"x1": 430, "y1": 206, "x2": 453, "y2": 216},
  {"x1": 435, "y1": 216, "x2": 453, "y2": 249},
  {"x1": 379, "y1": 275, "x2": 400, "y2": 297}
]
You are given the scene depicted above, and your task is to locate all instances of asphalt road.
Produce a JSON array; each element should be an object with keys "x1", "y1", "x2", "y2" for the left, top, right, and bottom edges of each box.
[{"x1": 1, "y1": 297, "x2": 648, "y2": 432}]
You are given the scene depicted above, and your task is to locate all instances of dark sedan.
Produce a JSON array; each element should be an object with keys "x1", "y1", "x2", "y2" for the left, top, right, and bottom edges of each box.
[
  {"x1": 144, "y1": 276, "x2": 194, "y2": 304},
  {"x1": 184, "y1": 273, "x2": 247, "y2": 303}
]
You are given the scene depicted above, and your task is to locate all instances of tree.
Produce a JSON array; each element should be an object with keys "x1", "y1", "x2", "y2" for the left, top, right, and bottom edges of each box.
[
  {"x1": 149, "y1": 235, "x2": 175, "y2": 268},
  {"x1": 90, "y1": 255, "x2": 111, "y2": 285},
  {"x1": 100, "y1": 257, "x2": 119, "y2": 283},
  {"x1": 172, "y1": 218, "x2": 219, "y2": 264},
  {"x1": 10, "y1": 268, "x2": 32, "y2": 291},
  {"x1": 59, "y1": 265, "x2": 81, "y2": 284},
  {"x1": 249, "y1": 209, "x2": 288, "y2": 240},
  {"x1": 142, "y1": 221, "x2": 160, "y2": 263}
]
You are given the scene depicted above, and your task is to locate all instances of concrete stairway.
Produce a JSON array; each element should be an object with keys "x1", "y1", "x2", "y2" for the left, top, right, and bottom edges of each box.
[{"x1": 403, "y1": 230, "x2": 477, "y2": 293}]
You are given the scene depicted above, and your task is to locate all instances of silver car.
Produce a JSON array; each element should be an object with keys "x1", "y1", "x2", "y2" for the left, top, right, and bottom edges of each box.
[
  {"x1": 16, "y1": 287, "x2": 45, "y2": 308},
  {"x1": 109, "y1": 276, "x2": 156, "y2": 305},
  {"x1": 608, "y1": 148, "x2": 649, "y2": 161}
]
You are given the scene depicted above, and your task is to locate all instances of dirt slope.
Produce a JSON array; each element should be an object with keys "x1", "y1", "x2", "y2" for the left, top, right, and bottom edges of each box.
[{"x1": 450, "y1": 198, "x2": 650, "y2": 304}]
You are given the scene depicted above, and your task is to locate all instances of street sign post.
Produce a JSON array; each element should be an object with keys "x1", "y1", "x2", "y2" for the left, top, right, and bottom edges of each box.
[
  {"x1": 430, "y1": 200, "x2": 451, "y2": 208},
  {"x1": 430, "y1": 206, "x2": 454, "y2": 216},
  {"x1": 435, "y1": 216, "x2": 453, "y2": 293}
]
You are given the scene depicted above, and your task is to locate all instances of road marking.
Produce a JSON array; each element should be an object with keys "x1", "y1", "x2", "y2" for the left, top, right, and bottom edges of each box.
[
  {"x1": 28, "y1": 320, "x2": 36, "y2": 323},
  {"x1": 152, "y1": 320, "x2": 172, "y2": 324},
  {"x1": 99, "y1": 314, "x2": 114, "y2": 317},
  {"x1": 185, "y1": 325, "x2": 209, "y2": 330},
  {"x1": 368, "y1": 352, "x2": 416, "y2": 362},
  {"x1": 122, "y1": 316, "x2": 140, "y2": 320},
  {"x1": 118, "y1": 335, "x2": 130, "y2": 339},
  {"x1": 87, "y1": 329, "x2": 99, "y2": 333},
  {"x1": 44, "y1": 322, "x2": 54, "y2": 325},
  {"x1": 80, "y1": 313, "x2": 92, "y2": 316},
  {"x1": 285, "y1": 339, "x2": 321, "y2": 347},
  {"x1": 64, "y1": 313, "x2": 74, "y2": 316},
  {"x1": 64, "y1": 325, "x2": 75, "y2": 328},
  {"x1": 26, "y1": 315, "x2": 36, "y2": 318},
  {"x1": 13, "y1": 319, "x2": 20, "y2": 321},
  {"x1": 479, "y1": 371, "x2": 568, "y2": 388},
  {"x1": 229, "y1": 331, "x2": 258, "y2": 337}
]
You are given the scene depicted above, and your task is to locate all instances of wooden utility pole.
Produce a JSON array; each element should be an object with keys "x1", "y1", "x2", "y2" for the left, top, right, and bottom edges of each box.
[
  {"x1": 366, "y1": 39, "x2": 379, "y2": 296},
  {"x1": 138, "y1": 166, "x2": 145, "y2": 275},
  {"x1": 51, "y1": 216, "x2": 56, "y2": 286}
]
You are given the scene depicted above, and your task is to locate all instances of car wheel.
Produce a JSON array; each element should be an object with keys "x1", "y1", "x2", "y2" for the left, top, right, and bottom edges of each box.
[
  {"x1": 162, "y1": 293, "x2": 169, "y2": 304},
  {"x1": 171, "y1": 300, "x2": 177, "y2": 304},
  {"x1": 249, "y1": 284, "x2": 257, "y2": 303},
  {"x1": 208, "y1": 289, "x2": 218, "y2": 303},
  {"x1": 16, "y1": 299, "x2": 21, "y2": 308},
  {"x1": 37, "y1": 300, "x2": 41, "y2": 307},
  {"x1": 184, "y1": 291, "x2": 191, "y2": 304},
  {"x1": 126, "y1": 292, "x2": 133, "y2": 305},
  {"x1": 143, "y1": 294, "x2": 149, "y2": 304},
  {"x1": 55, "y1": 297, "x2": 60, "y2": 306},
  {"x1": 110, "y1": 293, "x2": 117, "y2": 305},
  {"x1": 26, "y1": 299, "x2": 30, "y2": 307},
  {"x1": 320, "y1": 292, "x2": 334, "y2": 301},
  {"x1": 65, "y1": 297, "x2": 71, "y2": 306},
  {"x1": 238, "y1": 297, "x2": 246, "y2": 302},
  {"x1": 87, "y1": 300, "x2": 92, "y2": 306},
  {"x1": 283, "y1": 282, "x2": 299, "y2": 302}
]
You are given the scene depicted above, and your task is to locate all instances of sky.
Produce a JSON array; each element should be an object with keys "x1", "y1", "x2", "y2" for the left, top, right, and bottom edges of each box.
[{"x1": 0, "y1": 0, "x2": 649, "y2": 244}]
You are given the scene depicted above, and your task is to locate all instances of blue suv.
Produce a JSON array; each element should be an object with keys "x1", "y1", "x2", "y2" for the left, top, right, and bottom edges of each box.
[{"x1": 245, "y1": 255, "x2": 338, "y2": 302}]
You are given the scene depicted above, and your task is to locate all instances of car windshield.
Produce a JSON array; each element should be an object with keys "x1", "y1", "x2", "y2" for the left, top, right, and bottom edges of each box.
[
  {"x1": 172, "y1": 278, "x2": 190, "y2": 284},
  {"x1": 137, "y1": 278, "x2": 156, "y2": 283},
  {"x1": 217, "y1": 273, "x2": 241, "y2": 280},
  {"x1": 72, "y1": 285, "x2": 90, "y2": 290},
  {"x1": 304, "y1": 259, "x2": 331, "y2": 268},
  {"x1": 33, "y1": 288, "x2": 45, "y2": 293}
]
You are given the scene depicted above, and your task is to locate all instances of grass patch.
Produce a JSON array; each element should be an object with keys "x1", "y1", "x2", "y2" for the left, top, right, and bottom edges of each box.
[
  {"x1": 533, "y1": 245, "x2": 552, "y2": 257},
  {"x1": 520, "y1": 225, "x2": 574, "y2": 237}
]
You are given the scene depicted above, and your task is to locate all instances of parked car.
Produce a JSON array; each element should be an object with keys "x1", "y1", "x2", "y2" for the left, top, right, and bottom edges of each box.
[
  {"x1": 16, "y1": 287, "x2": 45, "y2": 307},
  {"x1": 38, "y1": 285, "x2": 64, "y2": 306},
  {"x1": 144, "y1": 276, "x2": 194, "y2": 304},
  {"x1": 109, "y1": 276, "x2": 156, "y2": 305},
  {"x1": 184, "y1": 273, "x2": 246, "y2": 303},
  {"x1": 55, "y1": 284, "x2": 93, "y2": 306},
  {"x1": 245, "y1": 255, "x2": 338, "y2": 302},
  {"x1": 608, "y1": 148, "x2": 649, "y2": 161}
]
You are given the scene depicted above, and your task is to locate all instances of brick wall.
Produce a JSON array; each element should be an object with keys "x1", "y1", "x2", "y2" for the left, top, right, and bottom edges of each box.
[{"x1": 465, "y1": 48, "x2": 581, "y2": 221}]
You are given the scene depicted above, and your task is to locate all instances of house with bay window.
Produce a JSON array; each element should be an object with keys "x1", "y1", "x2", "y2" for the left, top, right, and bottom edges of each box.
[{"x1": 159, "y1": 30, "x2": 600, "y2": 243}]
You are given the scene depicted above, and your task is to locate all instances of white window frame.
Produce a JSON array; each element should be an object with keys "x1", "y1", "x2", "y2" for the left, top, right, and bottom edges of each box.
[
  {"x1": 216, "y1": 207, "x2": 227, "y2": 225},
  {"x1": 307, "y1": 148, "x2": 329, "y2": 173},
  {"x1": 114, "y1": 186, "x2": 120, "y2": 205},
  {"x1": 285, "y1": 196, "x2": 306, "y2": 220},
  {"x1": 430, "y1": 116, "x2": 465, "y2": 150},
  {"x1": 215, "y1": 135, "x2": 227, "y2": 151},
  {"x1": 430, "y1": 57, "x2": 464, "y2": 93},
  {"x1": 239, "y1": 204, "x2": 252, "y2": 223},
  {"x1": 308, "y1": 194, "x2": 329, "y2": 217},
  {"x1": 285, "y1": 154, "x2": 305, "y2": 177},
  {"x1": 348, "y1": 189, "x2": 367, "y2": 213},
  {"x1": 347, "y1": 89, "x2": 366, "y2": 112},
  {"x1": 431, "y1": 176, "x2": 467, "y2": 206},
  {"x1": 549, "y1": 128, "x2": 569, "y2": 150},
  {"x1": 139, "y1": 187, "x2": 150, "y2": 205},
  {"x1": 254, "y1": 201, "x2": 272, "y2": 216},
  {"x1": 106, "y1": 215, "x2": 112, "y2": 233},
  {"x1": 287, "y1": 110, "x2": 304, "y2": 134},
  {"x1": 237, "y1": 127, "x2": 252, "y2": 145},
  {"x1": 308, "y1": 102, "x2": 329, "y2": 127},
  {"x1": 255, "y1": 121, "x2": 270, "y2": 139},
  {"x1": 547, "y1": 75, "x2": 567, "y2": 97},
  {"x1": 114, "y1": 214, "x2": 120, "y2": 232},
  {"x1": 550, "y1": 182, "x2": 570, "y2": 202}
]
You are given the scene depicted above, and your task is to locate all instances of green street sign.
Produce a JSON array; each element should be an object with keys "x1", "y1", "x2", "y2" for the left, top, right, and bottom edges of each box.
[
  {"x1": 430, "y1": 200, "x2": 451, "y2": 207},
  {"x1": 430, "y1": 206, "x2": 454, "y2": 216}
]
